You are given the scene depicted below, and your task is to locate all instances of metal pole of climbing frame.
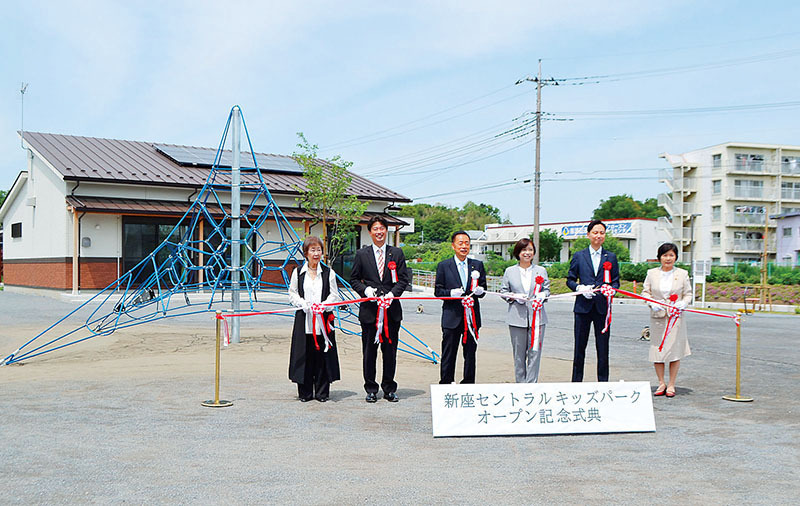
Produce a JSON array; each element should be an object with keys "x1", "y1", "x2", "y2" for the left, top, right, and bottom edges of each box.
[{"x1": 231, "y1": 107, "x2": 241, "y2": 344}]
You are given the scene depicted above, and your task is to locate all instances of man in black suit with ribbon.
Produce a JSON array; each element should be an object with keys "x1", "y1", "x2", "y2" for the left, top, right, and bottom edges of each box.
[
  {"x1": 566, "y1": 220, "x2": 620, "y2": 382},
  {"x1": 434, "y1": 231, "x2": 487, "y2": 384},
  {"x1": 350, "y1": 216, "x2": 409, "y2": 403}
]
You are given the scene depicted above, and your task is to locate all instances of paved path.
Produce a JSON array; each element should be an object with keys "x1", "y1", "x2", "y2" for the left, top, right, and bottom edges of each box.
[{"x1": 0, "y1": 290, "x2": 797, "y2": 504}]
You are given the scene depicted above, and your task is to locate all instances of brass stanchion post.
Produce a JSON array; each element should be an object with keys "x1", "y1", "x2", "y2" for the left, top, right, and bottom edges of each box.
[
  {"x1": 202, "y1": 310, "x2": 233, "y2": 408},
  {"x1": 723, "y1": 310, "x2": 753, "y2": 402}
]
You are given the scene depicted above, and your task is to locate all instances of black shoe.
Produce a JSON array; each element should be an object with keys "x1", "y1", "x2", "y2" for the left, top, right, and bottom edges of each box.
[
  {"x1": 384, "y1": 392, "x2": 399, "y2": 402},
  {"x1": 365, "y1": 393, "x2": 378, "y2": 403},
  {"x1": 316, "y1": 397, "x2": 328, "y2": 403},
  {"x1": 300, "y1": 397, "x2": 312, "y2": 402}
]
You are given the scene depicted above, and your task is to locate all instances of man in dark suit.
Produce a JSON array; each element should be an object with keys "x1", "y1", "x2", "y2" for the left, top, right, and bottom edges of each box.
[
  {"x1": 566, "y1": 220, "x2": 620, "y2": 382},
  {"x1": 434, "y1": 231, "x2": 487, "y2": 384},
  {"x1": 350, "y1": 216, "x2": 410, "y2": 403}
]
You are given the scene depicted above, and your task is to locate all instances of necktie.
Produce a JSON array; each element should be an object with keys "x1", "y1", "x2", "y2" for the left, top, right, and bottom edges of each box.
[
  {"x1": 459, "y1": 261, "x2": 467, "y2": 289},
  {"x1": 377, "y1": 248, "x2": 384, "y2": 278}
]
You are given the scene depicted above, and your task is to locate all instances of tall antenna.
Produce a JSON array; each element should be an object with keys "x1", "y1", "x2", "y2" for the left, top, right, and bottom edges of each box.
[{"x1": 20, "y1": 82, "x2": 29, "y2": 149}]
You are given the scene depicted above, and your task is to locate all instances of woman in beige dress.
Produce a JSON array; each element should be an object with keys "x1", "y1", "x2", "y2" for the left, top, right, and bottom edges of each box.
[{"x1": 641, "y1": 243, "x2": 691, "y2": 397}]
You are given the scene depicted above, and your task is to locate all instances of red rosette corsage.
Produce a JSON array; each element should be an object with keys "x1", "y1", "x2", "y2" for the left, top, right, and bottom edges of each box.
[
  {"x1": 603, "y1": 261, "x2": 612, "y2": 270},
  {"x1": 669, "y1": 294, "x2": 678, "y2": 302},
  {"x1": 535, "y1": 275, "x2": 544, "y2": 285},
  {"x1": 387, "y1": 261, "x2": 398, "y2": 283}
]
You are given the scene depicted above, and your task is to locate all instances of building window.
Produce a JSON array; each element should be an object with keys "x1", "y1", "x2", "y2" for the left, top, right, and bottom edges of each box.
[
  {"x1": 711, "y1": 206, "x2": 721, "y2": 222},
  {"x1": 734, "y1": 153, "x2": 764, "y2": 172},
  {"x1": 782, "y1": 156, "x2": 800, "y2": 174},
  {"x1": 11, "y1": 222, "x2": 22, "y2": 238},
  {"x1": 781, "y1": 181, "x2": 800, "y2": 200},
  {"x1": 711, "y1": 257, "x2": 720, "y2": 264},
  {"x1": 711, "y1": 231, "x2": 721, "y2": 247},
  {"x1": 712, "y1": 180, "x2": 721, "y2": 195},
  {"x1": 783, "y1": 227, "x2": 792, "y2": 237},
  {"x1": 712, "y1": 154, "x2": 721, "y2": 169},
  {"x1": 734, "y1": 179, "x2": 763, "y2": 198}
]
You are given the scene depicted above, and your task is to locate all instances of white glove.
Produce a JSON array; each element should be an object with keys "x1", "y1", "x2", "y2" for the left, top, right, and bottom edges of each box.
[
  {"x1": 515, "y1": 293, "x2": 527, "y2": 305},
  {"x1": 648, "y1": 302, "x2": 661, "y2": 312},
  {"x1": 365, "y1": 287, "x2": 377, "y2": 298},
  {"x1": 535, "y1": 291, "x2": 548, "y2": 302},
  {"x1": 578, "y1": 284, "x2": 594, "y2": 299},
  {"x1": 472, "y1": 286, "x2": 485, "y2": 296},
  {"x1": 383, "y1": 292, "x2": 395, "y2": 299},
  {"x1": 301, "y1": 303, "x2": 311, "y2": 314},
  {"x1": 675, "y1": 300, "x2": 687, "y2": 310},
  {"x1": 450, "y1": 288, "x2": 465, "y2": 298}
]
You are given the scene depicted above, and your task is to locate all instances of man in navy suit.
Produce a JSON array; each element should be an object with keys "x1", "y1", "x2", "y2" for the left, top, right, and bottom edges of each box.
[
  {"x1": 350, "y1": 216, "x2": 410, "y2": 403},
  {"x1": 566, "y1": 220, "x2": 620, "y2": 382},
  {"x1": 434, "y1": 231, "x2": 487, "y2": 384}
]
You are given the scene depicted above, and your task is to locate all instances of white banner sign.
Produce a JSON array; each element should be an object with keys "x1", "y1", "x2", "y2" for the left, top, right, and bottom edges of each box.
[{"x1": 431, "y1": 381, "x2": 655, "y2": 437}]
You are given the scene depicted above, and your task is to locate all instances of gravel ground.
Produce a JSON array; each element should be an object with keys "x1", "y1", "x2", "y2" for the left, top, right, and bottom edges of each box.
[{"x1": 0, "y1": 289, "x2": 797, "y2": 504}]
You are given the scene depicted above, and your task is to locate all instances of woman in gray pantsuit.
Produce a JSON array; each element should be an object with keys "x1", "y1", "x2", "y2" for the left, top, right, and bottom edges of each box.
[{"x1": 500, "y1": 238, "x2": 550, "y2": 383}]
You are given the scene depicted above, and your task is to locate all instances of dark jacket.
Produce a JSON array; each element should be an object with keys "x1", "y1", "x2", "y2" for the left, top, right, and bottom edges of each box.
[
  {"x1": 434, "y1": 256, "x2": 487, "y2": 329},
  {"x1": 566, "y1": 247, "x2": 620, "y2": 314},
  {"x1": 349, "y1": 244, "x2": 410, "y2": 324}
]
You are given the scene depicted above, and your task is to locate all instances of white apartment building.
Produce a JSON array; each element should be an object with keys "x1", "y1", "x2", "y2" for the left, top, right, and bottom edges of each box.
[{"x1": 659, "y1": 142, "x2": 800, "y2": 264}]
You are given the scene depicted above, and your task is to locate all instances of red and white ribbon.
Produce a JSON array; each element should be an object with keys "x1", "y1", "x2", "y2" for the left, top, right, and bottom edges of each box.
[
  {"x1": 374, "y1": 297, "x2": 393, "y2": 344},
  {"x1": 311, "y1": 303, "x2": 333, "y2": 352},
  {"x1": 461, "y1": 297, "x2": 479, "y2": 344},
  {"x1": 600, "y1": 283, "x2": 615, "y2": 334},
  {"x1": 657, "y1": 294, "x2": 681, "y2": 352},
  {"x1": 529, "y1": 275, "x2": 545, "y2": 350},
  {"x1": 603, "y1": 261, "x2": 612, "y2": 284},
  {"x1": 388, "y1": 261, "x2": 398, "y2": 283}
]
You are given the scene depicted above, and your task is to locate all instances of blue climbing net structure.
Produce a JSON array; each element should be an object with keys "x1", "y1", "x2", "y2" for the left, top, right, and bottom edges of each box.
[{"x1": 2, "y1": 107, "x2": 438, "y2": 366}]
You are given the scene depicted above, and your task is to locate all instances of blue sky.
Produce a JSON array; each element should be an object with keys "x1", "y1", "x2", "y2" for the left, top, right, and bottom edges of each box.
[{"x1": 2, "y1": 1, "x2": 799, "y2": 224}]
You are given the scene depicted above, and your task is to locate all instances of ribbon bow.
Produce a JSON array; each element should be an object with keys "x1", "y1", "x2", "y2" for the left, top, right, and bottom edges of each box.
[
  {"x1": 310, "y1": 303, "x2": 333, "y2": 352},
  {"x1": 600, "y1": 283, "x2": 615, "y2": 334},
  {"x1": 461, "y1": 296, "x2": 479, "y2": 344},
  {"x1": 374, "y1": 296, "x2": 393, "y2": 344}
]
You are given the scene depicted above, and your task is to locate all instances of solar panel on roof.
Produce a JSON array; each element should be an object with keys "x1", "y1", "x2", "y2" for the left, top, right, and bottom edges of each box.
[{"x1": 153, "y1": 143, "x2": 304, "y2": 174}]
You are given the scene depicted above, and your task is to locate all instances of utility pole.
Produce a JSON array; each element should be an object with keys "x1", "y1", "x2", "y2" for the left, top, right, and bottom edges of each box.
[
  {"x1": 517, "y1": 62, "x2": 559, "y2": 264},
  {"x1": 533, "y1": 59, "x2": 542, "y2": 264},
  {"x1": 20, "y1": 83, "x2": 29, "y2": 148}
]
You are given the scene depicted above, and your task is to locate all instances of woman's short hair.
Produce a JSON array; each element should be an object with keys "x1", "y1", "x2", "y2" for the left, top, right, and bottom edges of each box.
[
  {"x1": 302, "y1": 236, "x2": 324, "y2": 257},
  {"x1": 656, "y1": 242, "x2": 679, "y2": 260},
  {"x1": 512, "y1": 237, "x2": 536, "y2": 260}
]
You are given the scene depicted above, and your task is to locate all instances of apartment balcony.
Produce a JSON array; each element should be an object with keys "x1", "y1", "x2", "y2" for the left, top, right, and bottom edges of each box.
[
  {"x1": 728, "y1": 187, "x2": 778, "y2": 201},
  {"x1": 731, "y1": 213, "x2": 766, "y2": 226},
  {"x1": 727, "y1": 238, "x2": 776, "y2": 253},
  {"x1": 727, "y1": 162, "x2": 780, "y2": 176},
  {"x1": 673, "y1": 177, "x2": 697, "y2": 195}
]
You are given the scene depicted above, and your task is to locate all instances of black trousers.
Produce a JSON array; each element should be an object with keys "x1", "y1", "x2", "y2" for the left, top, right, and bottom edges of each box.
[
  {"x1": 361, "y1": 320, "x2": 400, "y2": 394},
  {"x1": 440, "y1": 324, "x2": 477, "y2": 384},
  {"x1": 297, "y1": 333, "x2": 331, "y2": 400},
  {"x1": 572, "y1": 307, "x2": 610, "y2": 382}
]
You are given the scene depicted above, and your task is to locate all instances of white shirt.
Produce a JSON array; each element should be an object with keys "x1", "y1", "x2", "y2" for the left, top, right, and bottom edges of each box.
[
  {"x1": 288, "y1": 263, "x2": 339, "y2": 334},
  {"x1": 659, "y1": 268, "x2": 674, "y2": 297},
  {"x1": 519, "y1": 264, "x2": 534, "y2": 294},
  {"x1": 590, "y1": 246, "x2": 602, "y2": 275}
]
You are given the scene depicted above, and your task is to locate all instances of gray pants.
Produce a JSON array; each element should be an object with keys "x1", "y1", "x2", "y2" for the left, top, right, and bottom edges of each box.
[{"x1": 509, "y1": 325, "x2": 546, "y2": 383}]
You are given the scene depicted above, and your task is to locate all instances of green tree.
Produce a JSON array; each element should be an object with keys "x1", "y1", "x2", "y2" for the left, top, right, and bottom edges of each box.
[
  {"x1": 569, "y1": 234, "x2": 630, "y2": 262},
  {"x1": 592, "y1": 194, "x2": 666, "y2": 220},
  {"x1": 423, "y1": 210, "x2": 457, "y2": 242},
  {"x1": 293, "y1": 132, "x2": 369, "y2": 263},
  {"x1": 537, "y1": 229, "x2": 562, "y2": 262},
  {"x1": 0, "y1": 189, "x2": 6, "y2": 208}
]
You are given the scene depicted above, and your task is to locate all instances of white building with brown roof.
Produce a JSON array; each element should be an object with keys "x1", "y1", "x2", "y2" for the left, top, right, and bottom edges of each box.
[{"x1": 0, "y1": 132, "x2": 410, "y2": 291}]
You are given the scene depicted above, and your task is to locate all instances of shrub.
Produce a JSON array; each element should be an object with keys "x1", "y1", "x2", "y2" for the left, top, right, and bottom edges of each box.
[
  {"x1": 546, "y1": 262, "x2": 569, "y2": 279},
  {"x1": 707, "y1": 267, "x2": 733, "y2": 282},
  {"x1": 619, "y1": 262, "x2": 651, "y2": 282}
]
